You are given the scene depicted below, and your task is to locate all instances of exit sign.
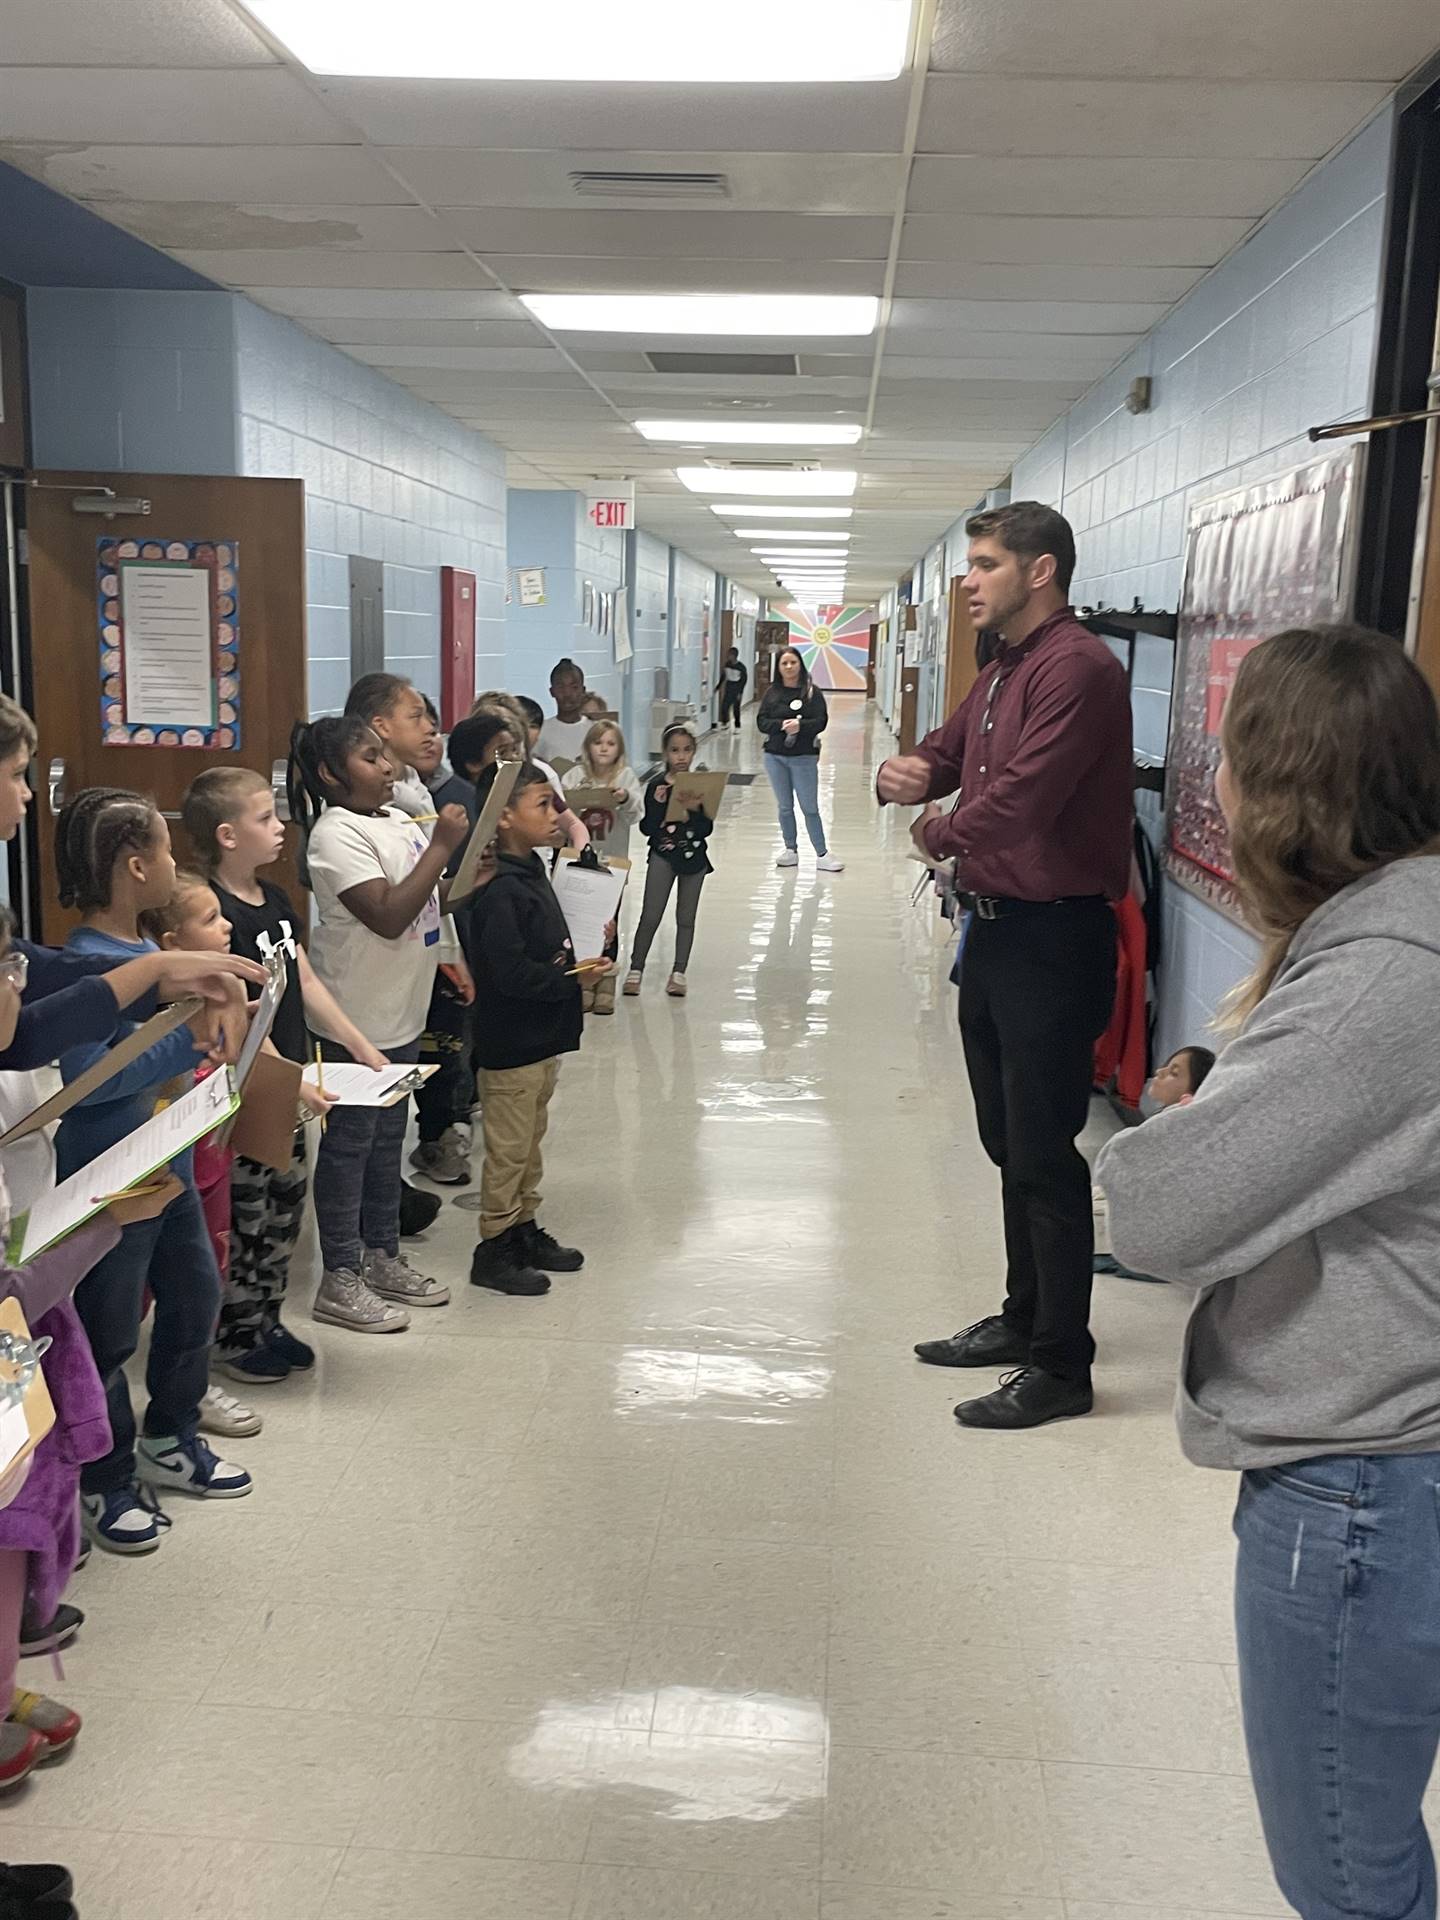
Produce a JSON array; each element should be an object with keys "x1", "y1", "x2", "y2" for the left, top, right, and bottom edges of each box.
[{"x1": 586, "y1": 488, "x2": 633, "y2": 531}]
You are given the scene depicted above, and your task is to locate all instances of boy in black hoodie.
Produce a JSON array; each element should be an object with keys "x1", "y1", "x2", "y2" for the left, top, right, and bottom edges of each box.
[{"x1": 466, "y1": 764, "x2": 609, "y2": 1296}]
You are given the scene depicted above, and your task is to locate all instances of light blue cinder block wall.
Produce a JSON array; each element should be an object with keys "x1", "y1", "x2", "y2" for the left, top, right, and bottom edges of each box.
[
  {"x1": 1008, "y1": 109, "x2": 1393, "y2": 1059},
  {"x1": 232, "y1": 299, "x2": 507, "y2": 718},
  {"x1": 504, "y1": 488, "x2": 625, "y2": 718},
  {"x1": 668, "y1": 550, "x2": 718, "y2": 718},
  {"x1": 627, "y1": 530, "x2": 671, "y2": 762}
]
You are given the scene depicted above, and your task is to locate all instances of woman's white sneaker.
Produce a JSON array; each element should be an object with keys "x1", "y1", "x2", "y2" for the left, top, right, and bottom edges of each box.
[
  {"x1": 199, "y1": 1384, "x2": 262, "y2": 1438},
  {"x1": 817, "y1": 853, "x2": 845, "y2": 872},
  {"x1": 775, "y1": 849, "x2": 799, "y2": 868}
]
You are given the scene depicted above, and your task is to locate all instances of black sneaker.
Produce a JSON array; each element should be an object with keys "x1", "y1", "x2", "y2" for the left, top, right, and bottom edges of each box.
[
  {"x1": 521, "y1": 1221, "x2": 584, "y2": 1273},
  {"x1": 262, "y1": 1320, "x2": 316, "y2": 1370},
  {"x1": 0, "y1": 1863, "x2": 75, "y2": 1906},
  {"x1": 915, "y1": 1314, "x2": 1030, "y2": 1369},
  {"x1": 470, "y1": 1227, "x2": 551, "y2": 1297},
  {"x1": 18, "y1": 1603, "x2": 84, "y2": 1660},
  {"x1": 399, "y1": 1179, "x2": 442, "y2": 1237}
]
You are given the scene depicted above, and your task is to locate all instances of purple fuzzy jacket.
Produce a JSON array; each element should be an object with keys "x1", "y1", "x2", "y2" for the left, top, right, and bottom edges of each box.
[{"x1": 0, "y1": 1218, "x2": 119, "y2": 1624}]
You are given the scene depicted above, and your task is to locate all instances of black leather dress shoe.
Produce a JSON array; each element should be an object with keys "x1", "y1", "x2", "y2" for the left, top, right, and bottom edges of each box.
[
  {"x1": 915, "y1": 1315, "x2": 1030, "y2": 1369},
  {"x1": 953, "y1": 1367, "x2": 1093, "y2": 1430}
]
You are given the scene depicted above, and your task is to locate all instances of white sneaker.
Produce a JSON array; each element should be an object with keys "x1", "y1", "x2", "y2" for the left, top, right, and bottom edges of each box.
[
  {"x1": 666, "y1": 972, "x2": 688, "y2": 998},
  {"x1": 363, "y1": 1248, "x2": 450, "y2": 1308},
  {"x1": 817, "y1": 853, "x2": 845, "y2": 872},
  {"x1": 199, "y1": 1384, "x2": 262, "y2": 1438},
  {"x1": 775, "y1": 849, "x2": 799, "y2": 868},
  {"x1": 313, "y1": 1267, "x2": 410, "y2": 1334}
]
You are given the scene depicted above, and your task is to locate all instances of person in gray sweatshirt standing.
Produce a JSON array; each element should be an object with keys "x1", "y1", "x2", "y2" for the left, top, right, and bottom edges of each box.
[{"x1": 1098, "y1": 625, "x2": 1440, "y2": 1920}]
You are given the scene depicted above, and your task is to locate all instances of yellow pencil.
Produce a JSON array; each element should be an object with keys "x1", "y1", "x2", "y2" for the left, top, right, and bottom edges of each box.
[{"x1": 314, "y1": 1043, "x2": 327, "y2": 1133}]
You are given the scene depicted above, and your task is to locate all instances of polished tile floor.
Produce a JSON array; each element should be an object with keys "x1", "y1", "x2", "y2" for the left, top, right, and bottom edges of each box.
[{"x1": 8, "y1": 701, "x2": 1292, "y2": 1917}]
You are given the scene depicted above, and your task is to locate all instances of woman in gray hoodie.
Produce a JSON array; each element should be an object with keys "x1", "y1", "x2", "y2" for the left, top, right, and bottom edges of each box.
[{"x1": 1099, "y1": 625, "x2": 1440, "y2": 1920}]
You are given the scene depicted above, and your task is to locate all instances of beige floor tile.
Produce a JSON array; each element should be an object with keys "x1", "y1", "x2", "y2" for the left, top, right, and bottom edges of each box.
[
  {"x1": 583, "y1": 1728, "x2": 826, "y2": 1875},
  {"x1": 823, "y1": 1748, "x2": 1060, "y2": 1897},
  {"x1": 0, "y1": 1690, "x2": 195, "y2": 1832},
  {"x1": 642, "y1": 1536, "x2": 833, "y2": 1628},
  {"x1": 323, "y1": 1443, "x2": 514, "y2": 1528},
  {"x1": 827, "y1": 1629, "x2": 1037, "y2": 1756},
  {"x1": 320, "y1": 1850, "x2": 580, "y2": 1918},
  {"x1": 620, "y1": 1621, "x2": 828, "y2": 1741},
  {"x1": 1065, "y1": 1907, "x2": 1268, "y2": 1920},
  {"x1": 78, "y1": 1836, "x2": 343, "y2": 1920},
  {"x1": 663, "y1": 1459, "x2": 836, "y2": 1544},
  {"x1": 200, "y1": 1601, "x2": 447, "y2": 1714},
  {"x1": 992, "y1": 1458, "x2": 1236, "y2": 1569},
  {"x1": 132, "y1": 1705, "x2": 387, "y2": 1846},
  {"x1": 1029, "y1": 1656, "x2": 1248, "y2": 1774},
  {"x1": 479, "y1": 1454, "x2": 675, "y2": 1535},
  {"x1": 822, "y1": 1893, "x2": 1063, "y2": 1920},
  {"x1": 467, "y1": 1520, "x2": 662, "y2": 1623},
  {"x1": 828, "y1": 1542, "x2": 1020, "y2": 1648},
  {"x1": 573, "y1": 1864, "x2": 821, "y2": 1918},
  {"x1": 1008, "y1": 1553, "x2": 1238, "y2": 1666},
  {"x1": 1043, "y1": 1762, "x2": 1288, "y2": 1912},
  {"x1": 19, "y1": 1591, "x2": 261, "y2": 1703},
  {"x1": 412, "y1": 1614, "x2": 635, "y2": 1727}
]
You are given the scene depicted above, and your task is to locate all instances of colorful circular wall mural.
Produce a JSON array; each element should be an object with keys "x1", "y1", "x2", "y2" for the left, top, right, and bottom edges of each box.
[{"x1": 781, "y1": 602, "x2": 872, "y2": 690}]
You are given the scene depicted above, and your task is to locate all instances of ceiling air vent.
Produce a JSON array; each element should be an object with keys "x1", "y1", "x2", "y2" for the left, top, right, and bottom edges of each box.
[
  {"x1": 703, "y1": 457, "x2": 819, "y2": 473},
  {"x1": 645, "y1": 352, "x2": 799, "y2": 376},
  {"x1": 569, "y1": 170, "x2": 731, "y2": 201}
]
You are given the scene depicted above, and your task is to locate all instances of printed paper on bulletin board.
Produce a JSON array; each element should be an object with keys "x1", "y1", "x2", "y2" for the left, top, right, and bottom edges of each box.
[
  {"x1": 97, "y1": 537, "x2": 240, "y2": 749},
  {"x1": 1163, "y1": 450, "x2": 1358, "y2": 925}
]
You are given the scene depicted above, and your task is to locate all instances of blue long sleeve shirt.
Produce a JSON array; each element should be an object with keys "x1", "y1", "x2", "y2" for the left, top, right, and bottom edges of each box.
[
  {"x1": 54, "y1": 928, "x2": 205, "y2": 1183},
  {"x1": 0, "y1": 940, "x2": 155, "y2": 1073}
]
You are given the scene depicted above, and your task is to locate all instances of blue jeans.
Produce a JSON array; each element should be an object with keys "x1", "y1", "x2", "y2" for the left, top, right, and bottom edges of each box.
[
  {"x1": 1234, "y1": 1451, "x2": 1440, "y2": 1919},
  {"x1": 765, "y1": 753, "x2": 827, "y2": 855},
  {"x1": 74, "y1": 1182, "x2": 221, "y2": 1495},
  {"x1": 312, "y1": 1039, "x2": 419, "y2": 1273}
]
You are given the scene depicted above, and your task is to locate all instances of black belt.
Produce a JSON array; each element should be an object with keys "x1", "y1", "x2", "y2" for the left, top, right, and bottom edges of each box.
[{"x1": 958, "y1": 892, "x2": 1106, "y2": 922}]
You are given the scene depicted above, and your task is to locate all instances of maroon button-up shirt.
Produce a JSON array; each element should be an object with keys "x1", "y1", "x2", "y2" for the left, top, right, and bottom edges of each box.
[{"x1": 915, "y1": 607, "x2": 1133, "y2": 901}]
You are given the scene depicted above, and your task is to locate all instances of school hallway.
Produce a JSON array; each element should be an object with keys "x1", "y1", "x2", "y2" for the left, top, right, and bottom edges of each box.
[{"x1": 14, "y1": 697, "x2": 1297, "y2": 1917}]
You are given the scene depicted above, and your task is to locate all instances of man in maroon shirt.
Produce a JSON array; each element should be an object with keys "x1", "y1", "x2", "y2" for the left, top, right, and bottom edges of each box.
[{"x1": 878, "y1": 503, "x2": 1132, "y2": 1430}]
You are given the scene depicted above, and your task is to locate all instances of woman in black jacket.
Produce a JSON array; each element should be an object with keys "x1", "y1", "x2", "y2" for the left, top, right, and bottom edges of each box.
[{"x1": 756, "y1": 647, "x2": 843, "y2": 872}]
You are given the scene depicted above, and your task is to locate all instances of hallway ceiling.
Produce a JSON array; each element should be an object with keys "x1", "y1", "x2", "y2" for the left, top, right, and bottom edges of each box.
[{"x1": 1, "y1": 0, "x2": 1434, "y2": 597}]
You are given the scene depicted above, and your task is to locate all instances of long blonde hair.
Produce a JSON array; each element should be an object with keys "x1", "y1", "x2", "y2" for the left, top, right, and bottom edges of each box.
[
  {"x1": 579, "y1": 719, "x2": 628, "y2": 781},
  {"x1": 1223, "y1": 624, "x2": 1440, "y2": 1022}
]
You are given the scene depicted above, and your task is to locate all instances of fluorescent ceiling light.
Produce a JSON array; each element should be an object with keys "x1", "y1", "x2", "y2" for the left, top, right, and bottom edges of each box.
[
  {"x1": 634, "y1": 419, "x2": 862, "y2": 445},
  {"x1": 736, "y1": 529, "x2": 851, "y2": 542},
  {"x1": 524, "y1": 296, "x2": 878, "y2": 337},
  {"x1": 678, "y1": 468, "x2": 857, "y2": 497},
  {"x1": 713, "y1": 505, "x2": 853, "y2": 520},
  {"x1": 244, "y1": 0, "x2": 912, "y2": 82},
  {"x1": 755, "y1": 549, "x2": 851, "y2": 559}
]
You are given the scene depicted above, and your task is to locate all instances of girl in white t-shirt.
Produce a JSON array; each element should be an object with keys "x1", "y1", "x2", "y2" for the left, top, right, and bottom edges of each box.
[{"x1": 287, "y1": 716, "x2": 470, "y2": 1334}]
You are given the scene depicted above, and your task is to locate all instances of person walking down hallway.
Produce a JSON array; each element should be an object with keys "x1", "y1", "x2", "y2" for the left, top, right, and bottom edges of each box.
[
  {"x1": 716, "y1": 647, "x2": 748, "y2": 730},
  {"x1": 758, "y1": 648, "x2": 844, "y2": 874},
  {"x1": 877, "y1": 503, "x2": 1131, "y2": 1431}
]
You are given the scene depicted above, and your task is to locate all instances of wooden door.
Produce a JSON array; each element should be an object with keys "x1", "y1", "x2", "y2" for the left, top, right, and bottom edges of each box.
[
  {"x1": 866, "y1": 623, "x2": 878, "y2": 698},
  {"x1": 898, "y1": 666, "x2": 920, "y2": 752},
  {"x1": 25, "y1": 471, "x2": 307, "y2": 942},
  {"x1": 943, "y1": 574, "x2": 979, "y2": 718}
]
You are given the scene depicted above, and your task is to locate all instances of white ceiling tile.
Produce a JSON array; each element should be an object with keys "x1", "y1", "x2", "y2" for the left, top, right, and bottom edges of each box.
[
  {"x1": 892, "y1": 297, "x2": 1172, "y2": 333},
  {"x1": 5, "y1": 143, "x2": 401, "y2": 204},
  {"x1": 480, "y1": 256, "x2": 886, "y2": 295},
  {"x1": 900, "y1": 213, "x2": 1254, "y2": 266},
  {"x1": 894, "y1": 261, "x2": 1206, "y2": 301},
  {"x1": 103, "y1": 203, "x2": 452, "y2": 252},
  {"x1": 385, "y1": 149, "x2": 904, "y2": 215},
  {"x1": 917, "y1": 75, "x2": 1392, "y2": 159},
  {"x1": 0, "y1": 69, "x2": 347, "y2": 143},
  {"x1": 883, "y1": 325, "x2": 1139, "y2": 366},
  {"x1": 305, "y1": 318, "x2": 543, "y2": 347},
  {"x1": 178, "y1": 250, "x2": 491, "y2": 287},
  {"x1": 439, "y1": 209, "x2": 893, "y2": 260},
  {"x1": 352, "y1": 346, "x2": 573, "y2": 372},
  {"x1": 2, "y1": 0, "x2": 275, "y2": 64},
  {"x1": 882, "y1": 354, "x2": 1100, "y2": 385},
  {"x1": 908, "y1": 154, "x2": 1311, "y2": 219},
  {"x1": 929, "y1": 0, "x2": 1440, "y2": 81},
  {"x1": 323, "y1": 77, "x2": 911, "y2": 153},
  {"x1": 258, "y1": 288, "x2": 524, "y2": 319}
]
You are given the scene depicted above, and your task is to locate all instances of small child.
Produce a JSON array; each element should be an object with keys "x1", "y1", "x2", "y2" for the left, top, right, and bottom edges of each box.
[
  {"x1": 475, "y1": 692, "x2": 591, "y2": 854},
  {"x1": 54, "y1": 789, "x2": 253, "y2": 1555},
  {"x1": 1093, "y1": 1044, "x2": 1216, "y2": 1279},
  {"x1": 466, "y1": 763, "x2": 598, "y2": 1297},
  {"x1": 562, "y1": 721, "x2": 640, "y2": 1017},
  {"x1": 624, "y1": 723, "x2": 714, "y2": 1001},
  {"x1": 287, "y1": 716, "x2": 468, "y2": 1330}
]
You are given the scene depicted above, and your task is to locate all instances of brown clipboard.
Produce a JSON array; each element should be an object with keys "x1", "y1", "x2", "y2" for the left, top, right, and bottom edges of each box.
[
  {"x1": 0, "y1": 997, "x2": 205, "y2": 1151},
  {"x1": 445, "y1": 759, "x2": 521, "y2": 911},
  {"x1": 563, "y1": 784, "x2": 635, "y2": 817},
  {"x1": 228, "y1": 1048, "x2": 304, "y2": 1173},
  {"x1": 0, "y1": 1296, "x2": 57, "y2": 1477},
  {"x1": 663, "y1": 770, "x2": 728, "y2": 824}
]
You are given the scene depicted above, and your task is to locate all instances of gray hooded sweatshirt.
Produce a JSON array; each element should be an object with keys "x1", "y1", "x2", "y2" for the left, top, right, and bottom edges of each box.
[{"x1": 1097, "y1": 857, "x2": 1440, "y2": 1471}]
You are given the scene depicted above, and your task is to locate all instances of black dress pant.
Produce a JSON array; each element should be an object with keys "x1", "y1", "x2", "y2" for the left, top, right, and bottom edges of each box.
[
  {"x1": 719, "y1": 687, "x2": 743, "y2": 728},
  {"x1": 958, "y1": 899, "x2": 1117, "y2": 1383}
]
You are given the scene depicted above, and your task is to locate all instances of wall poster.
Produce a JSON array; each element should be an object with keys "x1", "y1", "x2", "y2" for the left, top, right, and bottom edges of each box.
[
  {"x1": 98, "y1": 537, "x2": 240, "y2": 748},
  {"x1": 1163, "y1": 449, "x2": 1359, "y2": 924}
]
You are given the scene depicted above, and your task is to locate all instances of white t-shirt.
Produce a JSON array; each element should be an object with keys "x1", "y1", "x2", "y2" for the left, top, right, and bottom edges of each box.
[
  {"x1": 306, "y1": 805, "x2": 440, "y2": 1049},
  {"x1": 537, "y1": 716, "x2": 593, "y2": 765}
]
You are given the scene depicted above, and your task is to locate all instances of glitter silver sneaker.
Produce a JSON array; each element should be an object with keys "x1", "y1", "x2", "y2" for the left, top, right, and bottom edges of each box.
[
  {"x1": 312, "y1": 1267, "x2": 410, "y2": 1333},
  {"x1": 363, "y1": 1249, "x2": 450, "y2": 1309}
]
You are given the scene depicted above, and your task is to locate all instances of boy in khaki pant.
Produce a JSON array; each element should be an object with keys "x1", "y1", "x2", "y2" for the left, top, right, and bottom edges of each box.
[{"x1": 465, "y1": 764, "x2": 610, "y2": 1296}]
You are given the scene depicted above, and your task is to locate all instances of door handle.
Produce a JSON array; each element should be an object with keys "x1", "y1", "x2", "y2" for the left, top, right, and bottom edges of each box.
[
  {"x1": 272, "y1": 758, "x2": 291, "y2": 823},
  {"x1": 47, "y1": 757, "x2": 65, "y2": 814}
]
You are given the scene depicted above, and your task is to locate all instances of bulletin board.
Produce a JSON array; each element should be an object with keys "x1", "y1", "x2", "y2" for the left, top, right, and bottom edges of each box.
[
  {"x1": 1163, "y1": 450, "x2": 1358, "y2": 923},
  {"x1": 97, "y1": 537, "x2": 240, "y2": 748}
]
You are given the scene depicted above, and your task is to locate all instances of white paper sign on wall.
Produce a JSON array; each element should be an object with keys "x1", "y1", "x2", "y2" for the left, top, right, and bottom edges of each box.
[{"x1": 516, "y1": 567, "x2": 547, "y2": 606}]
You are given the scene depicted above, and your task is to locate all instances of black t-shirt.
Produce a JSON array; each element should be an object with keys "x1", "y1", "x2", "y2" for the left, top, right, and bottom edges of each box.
[{"x1": 212, "y1": 878, "x2": 308, "y2": 1063}]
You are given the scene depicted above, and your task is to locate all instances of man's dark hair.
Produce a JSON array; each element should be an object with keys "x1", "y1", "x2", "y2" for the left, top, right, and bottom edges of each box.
[
  {"x1": 516, "y1": 695, "x2": 544, "y2": 729},
  {"x1": 966, "y1": 501, "x2": 1076, "y2": 596},
  {"x1": 1177, "y1": 1045, "x2": 1217, "y2": 1092},
  {"x1": 448, "y1": 711, "x2": 516, "y2": 781}
]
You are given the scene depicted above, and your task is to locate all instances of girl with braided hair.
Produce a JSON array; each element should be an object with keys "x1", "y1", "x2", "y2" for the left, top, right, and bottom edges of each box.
[{"x1": 53, "y1": 788, "x2": 253, "y2": 1557}]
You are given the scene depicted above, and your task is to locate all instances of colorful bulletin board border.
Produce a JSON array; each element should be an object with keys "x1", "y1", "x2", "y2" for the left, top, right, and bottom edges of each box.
[
  {"x1": 1163, "y1": 451, "x2": 1357, "y2": 924},
  {"x1": 779, "y1": 602, "x2": 875, "y2": 691},
  {"x1": 97, "y1": 537, "x2": 241, "y2": 749}
]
